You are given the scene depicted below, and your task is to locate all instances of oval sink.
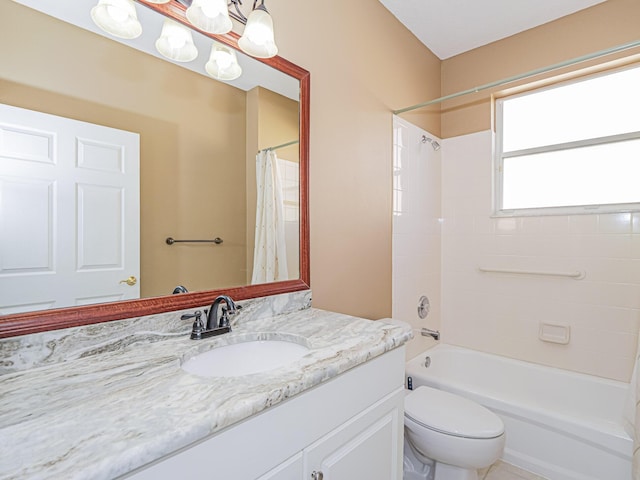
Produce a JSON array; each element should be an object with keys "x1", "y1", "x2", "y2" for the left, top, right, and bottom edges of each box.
[{"x1": 181, "y1": 340, "x2": 310, "y2": 378}]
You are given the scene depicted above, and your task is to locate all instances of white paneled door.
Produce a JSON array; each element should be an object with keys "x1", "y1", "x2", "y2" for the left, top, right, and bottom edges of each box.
[{"x1": 0, "y1": 103, "x2": 140, "y2": 314}]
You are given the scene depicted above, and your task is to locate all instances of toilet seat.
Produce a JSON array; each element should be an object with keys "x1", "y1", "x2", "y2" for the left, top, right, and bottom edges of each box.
[{"x1": 405, "y1": 386, "x2": 504, "y2": 439}]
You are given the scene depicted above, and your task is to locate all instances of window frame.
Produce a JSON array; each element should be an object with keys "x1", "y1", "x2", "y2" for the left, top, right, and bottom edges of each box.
[{"x1": 494, "y1": 64, "x2": 640, "y2": 217}]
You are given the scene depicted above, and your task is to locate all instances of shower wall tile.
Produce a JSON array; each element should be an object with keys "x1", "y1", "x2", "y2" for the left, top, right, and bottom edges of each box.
[
  {"x1": 632, "y1": 213, "x2": 640, "y2": 234},
  {"x1": 441, "y1": 130, "x2": 640, "y2": 383},
  {"x1": 598, "y1": 212, "x2": 633, "y2": 234},
  {"x1": 568, "y1": 214, "x2": 599, "y2": 234},
  {"x1": 392, "y1": 117, "x2": 442, "y2": 361}
]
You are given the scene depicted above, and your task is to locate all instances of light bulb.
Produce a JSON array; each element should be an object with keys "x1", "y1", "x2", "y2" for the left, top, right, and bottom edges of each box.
[
  {"x1": 205, "y1": 42, "x2": 242, "y2": 81},
  {"x1": 90, "y1": 0, "x2": 142, "y2": 39},
  {"x1": 214, "y1": 51, "x2": 233, "y2": 69},
  {"x1": 186, "y1": 0, "x2": 232, "y2": 34},
  {"x1": 168, "y1": 36, "x2": 186, "y2": 49},
  {"x1": 106, "y1": 5, "x2": 128, "y2": 22},
  {"x1": 155, "y1": 19, "x2": 198, "y2": 62},
  {"x1": 238, "y1": 7, "x2": 277, "y2": 58},
  {"x1": 246, "y1": 23, "x2": 270, "y2": 46}
]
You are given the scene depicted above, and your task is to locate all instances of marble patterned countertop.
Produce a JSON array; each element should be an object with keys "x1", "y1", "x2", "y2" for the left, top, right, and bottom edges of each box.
[{"x1": 0, "y1": 303, "x2": 412, "y2": 480}]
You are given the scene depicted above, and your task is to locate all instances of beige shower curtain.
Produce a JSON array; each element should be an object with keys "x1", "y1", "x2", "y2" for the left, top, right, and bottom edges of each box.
[{"x1": 251, "y1": 149, "x2": 288, "y2": 284}]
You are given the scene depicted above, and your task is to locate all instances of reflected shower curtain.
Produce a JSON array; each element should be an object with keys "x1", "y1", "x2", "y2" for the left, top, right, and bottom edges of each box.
[{"x1": 251, "y1": 149, "x2": 288, "y2": 284}]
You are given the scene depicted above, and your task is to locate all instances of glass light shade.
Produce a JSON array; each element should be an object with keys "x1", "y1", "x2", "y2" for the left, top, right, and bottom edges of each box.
[
  {"x1": 186, "y1": 0, "x2": 233, "y2": 34},
  {"x1": 238, "y1": 8, "x2": 278, "y2": 58},
  {"x1": 90, "y1": 0, "x2": 142, "y2": 39},
  {"x1": 205, "y1": 43, "x2": 242, "y2": 81},
  {"x1": 155, "y1": 19, "x2": 198, "y2": 62}
]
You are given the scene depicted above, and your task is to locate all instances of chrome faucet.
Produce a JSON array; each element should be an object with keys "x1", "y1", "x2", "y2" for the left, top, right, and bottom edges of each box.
[
  {"x1": 421, "y1": 327, "x2": 440, "y2": 341},
  {"x1": 181, "y1": 295, "x2": 240, "y2": 340}
]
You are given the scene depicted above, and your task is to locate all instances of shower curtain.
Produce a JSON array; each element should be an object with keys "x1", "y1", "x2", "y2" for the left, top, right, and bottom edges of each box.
[{"x1": 251, "y1": 149, "x2": 288, "y2": 284}]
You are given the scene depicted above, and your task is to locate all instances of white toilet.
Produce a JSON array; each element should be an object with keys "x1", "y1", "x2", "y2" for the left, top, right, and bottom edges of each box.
[{"x1": 403, "y1": 386, "x2": 505, "y2": 480}]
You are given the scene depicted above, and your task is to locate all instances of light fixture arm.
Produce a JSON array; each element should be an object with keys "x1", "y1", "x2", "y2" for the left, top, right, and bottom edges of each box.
[
  {"x1": 228, "y1": 0, "x2": 267, "y2": 25},
  {"x1": 175, "y1": 0, "x2": 268, "y2": 25}
]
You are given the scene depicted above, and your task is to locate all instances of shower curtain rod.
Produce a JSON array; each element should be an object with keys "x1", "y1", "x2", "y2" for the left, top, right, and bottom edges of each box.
[
  {"x1": 393, "y1": 39, "x2": 640, "y2": 115},
  {"x1": 260, "y1": 139, "x2": 299, "y2": 152}
]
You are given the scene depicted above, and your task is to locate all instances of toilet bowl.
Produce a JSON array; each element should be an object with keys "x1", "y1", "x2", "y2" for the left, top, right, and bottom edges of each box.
[{"x1": 403, "y1": 386, "x2": 505, "y2": 480}]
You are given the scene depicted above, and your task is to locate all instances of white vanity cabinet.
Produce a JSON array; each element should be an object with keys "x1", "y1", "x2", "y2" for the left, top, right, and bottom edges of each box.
[
  {"x1": 302, "y1": 390, "x2": 403, "y2": 480},
  {"x1": 123, "y1": 347, "x2": 405, "y2": 480}
]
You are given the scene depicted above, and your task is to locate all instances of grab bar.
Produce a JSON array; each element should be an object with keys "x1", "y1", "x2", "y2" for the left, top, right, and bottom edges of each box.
[
  {"x1": 478, "y1": 267, "x2": 585, "y2": 280},
  {"x1": 166, "y1": 237, "x2": 223, "y2": 245}
]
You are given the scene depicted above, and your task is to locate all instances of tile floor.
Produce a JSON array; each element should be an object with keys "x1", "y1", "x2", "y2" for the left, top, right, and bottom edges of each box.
[{"x1": 480, "y1": 461, "x2": 548, "y2": 480}]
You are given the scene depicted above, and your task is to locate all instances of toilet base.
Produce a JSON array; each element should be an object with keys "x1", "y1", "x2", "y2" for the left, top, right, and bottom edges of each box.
[
  {"x1": 404, "y1": 436, "x2": 481, "y2": 480},
  {"x1": 434, "y1": 462, "x2": 478, "y2": 480},
  {"x1": 403, "y1": 436, "x2": 433, "y2": 480}
]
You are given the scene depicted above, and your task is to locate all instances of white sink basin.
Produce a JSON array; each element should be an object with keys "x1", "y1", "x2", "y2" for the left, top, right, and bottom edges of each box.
[{"x1": 181, "y1": 340, "x2": 310, "y2": 378}]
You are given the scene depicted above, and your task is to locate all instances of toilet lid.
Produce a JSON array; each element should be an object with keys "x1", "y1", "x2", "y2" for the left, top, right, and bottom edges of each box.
[{"x1": 404, "y1": 386, "x2": 504, "y2": 439}]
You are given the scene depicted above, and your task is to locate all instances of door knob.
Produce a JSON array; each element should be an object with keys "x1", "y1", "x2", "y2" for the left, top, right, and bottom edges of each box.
[
  {"x1": 311, "y1": 472, "x2": 323, "y2": 480},
  {"x1": 119, "y1": 276, "x2": 137, "y2": 286}
]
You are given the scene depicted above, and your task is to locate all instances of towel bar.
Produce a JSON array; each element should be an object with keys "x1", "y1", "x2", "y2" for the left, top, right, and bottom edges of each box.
[
  {"x1": 478, "y1": 267, "x2": 585, "y2": 280},
  {"x1": 166, "y1": 237, "x2": 223, "y2": 245}
]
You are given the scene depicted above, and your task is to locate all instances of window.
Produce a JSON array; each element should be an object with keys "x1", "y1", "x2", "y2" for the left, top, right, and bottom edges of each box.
[{"x1": 495, "y1": 63, "x2": 640, "y2": 215}]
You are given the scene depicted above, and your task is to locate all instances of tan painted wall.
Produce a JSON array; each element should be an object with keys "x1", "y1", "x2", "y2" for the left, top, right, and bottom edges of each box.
[
  {"x1": 268, "y1": 0, "x2": 441, "y2": 319},
  {"x1": 441, "y1": 0, "x2": 640, "y2": 138},
  {"x1": 0, "y1": 2, "x2": 247, "y2": 298},
  {"x1": 5, "y1": 0, "x2": 442, "y2": 320},
  {"x1": 8, "y1": 0, "x2": 635, "y2": 322}
]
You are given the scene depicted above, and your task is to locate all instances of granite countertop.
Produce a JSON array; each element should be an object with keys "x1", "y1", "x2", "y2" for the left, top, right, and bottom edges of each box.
[{"x1": 0, "y1": 307, "x2": 412, "y2": 480}]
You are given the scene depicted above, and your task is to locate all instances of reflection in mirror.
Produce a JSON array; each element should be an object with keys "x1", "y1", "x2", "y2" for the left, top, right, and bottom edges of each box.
[{"x1": 0, "y1": 0, "x2": 310, "y2": 337}]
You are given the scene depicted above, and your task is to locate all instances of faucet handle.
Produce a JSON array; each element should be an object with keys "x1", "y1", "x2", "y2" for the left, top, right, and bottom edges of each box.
[
  {"x1": 181, "y1": 310, "x2": 204, "y2": 340},
  {"x1": 220, "y1": 307, "x2": 231, "y2": 327},
  {"x1": 220, "y1": 304, "x2": 243, "y2": 327}
]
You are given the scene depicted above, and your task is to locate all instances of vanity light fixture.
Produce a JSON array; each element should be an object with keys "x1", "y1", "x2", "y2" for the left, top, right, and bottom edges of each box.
[
  {"x1": 183, "y1": 0, "x2": 278, "y2": 58},
  {"x1": 91, "y1": 0, "x2": 278, "y2": 65},
  {"x1": 90, "y1": 0, "x2": 142, "y2": 39},
  {"x1": 155, "y1": 18, "x2": 199, "y2": 62},
  {"x1": 205, "y1": 42, "x2": 242, "y2": 80}
]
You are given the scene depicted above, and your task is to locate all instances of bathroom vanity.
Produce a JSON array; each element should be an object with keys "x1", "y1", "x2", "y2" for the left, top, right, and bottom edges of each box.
[
  {"x1": 127, "y1": 343, "x2": 405, "y2": 480},
  {"x1": 0, "y1": 293, "x2": 411, "y2": 480}
]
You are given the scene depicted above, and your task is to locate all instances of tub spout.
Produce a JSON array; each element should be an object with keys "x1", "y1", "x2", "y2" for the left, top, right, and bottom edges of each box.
[{"x1": 421, "y1": 328, "x2": 440, "y2": 341}]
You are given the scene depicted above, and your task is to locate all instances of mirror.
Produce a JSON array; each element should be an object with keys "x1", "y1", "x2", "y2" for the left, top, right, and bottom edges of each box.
[{"x1": 0, "y1": 0, "x2": 310, "y2": 338}]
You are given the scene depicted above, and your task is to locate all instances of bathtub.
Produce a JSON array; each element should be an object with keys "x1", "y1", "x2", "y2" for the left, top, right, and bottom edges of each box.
[{"x1": 405, "y1": 344, "x2": 632, "y2": 480}]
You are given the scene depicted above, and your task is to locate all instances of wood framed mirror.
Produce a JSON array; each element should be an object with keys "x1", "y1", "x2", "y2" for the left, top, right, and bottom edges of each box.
[{"x1": 0, "y1": 0, "x2": 309, "y2": 338}]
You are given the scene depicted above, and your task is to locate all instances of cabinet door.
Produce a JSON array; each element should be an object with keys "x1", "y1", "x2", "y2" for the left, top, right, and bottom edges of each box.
[{"x1": 304, "y1": 390, "x2": 404, "y2": 480}]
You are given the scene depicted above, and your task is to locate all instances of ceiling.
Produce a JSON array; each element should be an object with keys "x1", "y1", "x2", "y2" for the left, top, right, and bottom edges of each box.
[{"x1": 378, "y1": 0, "x2": 607, "y2": 60}]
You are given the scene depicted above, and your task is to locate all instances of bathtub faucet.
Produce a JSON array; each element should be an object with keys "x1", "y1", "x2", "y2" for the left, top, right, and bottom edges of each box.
[{"x1": 421, "y1": 328, "x2": 440, "y2": 341}]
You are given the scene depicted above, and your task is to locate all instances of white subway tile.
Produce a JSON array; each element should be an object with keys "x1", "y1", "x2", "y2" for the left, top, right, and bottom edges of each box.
[
  {"x1": 571, "y1": 304, "x2": 640, "y2": 333},
  {"x1": 495, "y1": 217, "x2": 519, "y2": 234},
  {"x1": 580, "y1": 257, "x2": 638, "y2": 284},
  {"x1": 633, "y1": 213, "x2": 640, "y2": 234},
  {"x1": 598, "y1": 213, "x2": 632, "y2": 234},
  {"x1": 570, "y1": 326, "x2": 638, "y2": 355},
  {"x1": 541, "y1": 215, "x2": 569, "y2": 234},
  {"x1": 519, "y1": 216, "x2": 544, "y2": 235},
  {"x1": 633, "y1": 235, "x2": 640, "y2": 259},
  {"x1": 567, "y1": 349, "x2": 634, "y2": 382},
  {"x1": 568, "y1": 214, "x2": 598, "y2": 235}
]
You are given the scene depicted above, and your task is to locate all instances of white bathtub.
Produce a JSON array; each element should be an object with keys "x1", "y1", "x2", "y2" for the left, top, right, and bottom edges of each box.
[{"x1": 405, "y1": 344, "x2": 632, "y2": 480}]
